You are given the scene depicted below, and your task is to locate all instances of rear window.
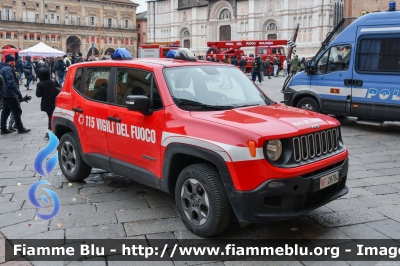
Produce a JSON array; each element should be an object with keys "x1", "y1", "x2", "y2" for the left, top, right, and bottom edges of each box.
[{"x1": 357, "y1": 37, "x2": 400, "y2": 73}]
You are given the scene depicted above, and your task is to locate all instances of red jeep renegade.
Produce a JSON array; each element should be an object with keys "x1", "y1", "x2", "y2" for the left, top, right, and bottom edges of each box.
[{"x1": 53, "y1": 49, "x2": 348, "y2": 237}]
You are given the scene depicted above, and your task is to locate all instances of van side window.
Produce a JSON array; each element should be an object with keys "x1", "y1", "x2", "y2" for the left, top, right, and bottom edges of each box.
[
  {"x1": 317, "y1": 45, "x2": 352, "y2": 74},
  {"x1": 357, "y1": 38, "x2": 400, "y2": 73},
  {"x1": 115, "y1": 68, "x2": 163, "y2": 110}
]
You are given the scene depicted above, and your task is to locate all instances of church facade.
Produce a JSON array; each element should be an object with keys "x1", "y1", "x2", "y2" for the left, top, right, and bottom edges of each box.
[{"x1": 147, "y1": 0, "x2": 344, "y2": 57}]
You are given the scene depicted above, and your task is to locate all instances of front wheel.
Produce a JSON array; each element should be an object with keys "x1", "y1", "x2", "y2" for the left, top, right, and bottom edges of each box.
[
  {"x1": 296, "y1": 97, "x2": 320, "y2": 112},
  {"x1": 175, "y1": 164, "x2": 232, "y2": 237},
  {"x1": 58, "y1": 132, "x2": 92, "y2": 182}
]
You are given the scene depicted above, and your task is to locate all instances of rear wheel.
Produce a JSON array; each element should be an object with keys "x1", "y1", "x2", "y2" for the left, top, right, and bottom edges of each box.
[
  {"x1": 296, "y1": 97, "x2": 320, "y2": 112},
  {"x1": 58, "y1": 132, "x2": 92, "y2": 182},
  {"x1": 175, "y1": 163, "x2": 232, "y2": 237}
]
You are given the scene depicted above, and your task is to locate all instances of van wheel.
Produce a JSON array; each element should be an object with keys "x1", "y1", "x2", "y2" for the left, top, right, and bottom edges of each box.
[
  {"x1": 296, "y1": 97, "x2": 320, "y2": 112},
  {"x1": 175, "y1": 163, "x2": 232, "y2": 237},
  {"x1": 58, "y1": 132, "x2": 92, "y2": 182}
]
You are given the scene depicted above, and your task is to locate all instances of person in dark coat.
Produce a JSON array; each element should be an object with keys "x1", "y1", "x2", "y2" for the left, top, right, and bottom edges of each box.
[
  {"x1": 23, "y1": 55, "x2": 33, "y2": 90},
  {"x1": 0, "y1": 55, "x2": 31, "y2": 134},
  {"x1": 230, "y1": 55, "x2": 238, "y2": 67},
  {"x1": 36, "y1": 67, "x2": 58, "y2": 140},
  {"x1": 15, "y1": 57, "x2": 24, "y2": 85},
  {"x1": 56, "y1": 57, "x2": 65, "y2": 87},
  {"x1": 74, "y1": 53, "x2": 84, "y2": 64},
  {"x1": 239, "y1": 56, "x2": 247, "y2": 72}
]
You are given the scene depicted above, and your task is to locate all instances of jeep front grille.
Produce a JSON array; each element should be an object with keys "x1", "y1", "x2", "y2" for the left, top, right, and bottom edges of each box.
[{"x1": 293, "y1": 128, "x2": 339, "y2": 163}]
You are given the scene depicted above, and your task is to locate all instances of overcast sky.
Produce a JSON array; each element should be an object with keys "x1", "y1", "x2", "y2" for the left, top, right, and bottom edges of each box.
[{"x1": 132, "y1": 0, "x2": 148, "y2": 13}]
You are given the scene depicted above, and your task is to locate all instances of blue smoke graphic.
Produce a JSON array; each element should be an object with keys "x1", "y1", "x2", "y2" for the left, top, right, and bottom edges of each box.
[
  {"x1": 34, "y1": 131, "x2": 59, "y2": 176},
  {"x1": 28, "y1": 180, "x2": 60, "y2": 220}
]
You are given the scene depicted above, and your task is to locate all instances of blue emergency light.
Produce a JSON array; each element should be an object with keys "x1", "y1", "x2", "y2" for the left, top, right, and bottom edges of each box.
[
  {"x1": 166, "y1": 50, "x2": 177, "y2": 58},
  {"x1": 389, "y1": 1, "x2": 396, "y2": 11},
  {"x1": 112, "y1": 48, "x2": 133, "y2": 60}
]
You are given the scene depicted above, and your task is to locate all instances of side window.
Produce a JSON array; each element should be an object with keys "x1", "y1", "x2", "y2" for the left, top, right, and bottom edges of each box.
[
  {"x1": 357, "y1": 38, "x2": 400, "y2": 73},
  {"x1": 115, "y1": 68, "x2": 163, "y2": 110},
  {"x1": 317, "y1": 45, "x2": 352, "y2": 74},
  {"x1": 73, "y1": 68, "x2": 83, "y2": 90},
  {"x1": 83, "y1": 67, "x2": 111, "y2": 102}
]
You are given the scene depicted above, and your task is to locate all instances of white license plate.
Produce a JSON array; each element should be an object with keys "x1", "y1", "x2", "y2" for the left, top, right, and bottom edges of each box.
[{"x1": 320, "y1": 171, "x2": 339, "y2": 189}]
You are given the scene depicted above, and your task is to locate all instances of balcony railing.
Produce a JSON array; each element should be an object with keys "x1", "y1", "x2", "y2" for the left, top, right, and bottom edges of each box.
[{"x1": 0, "y1": 17, "x2": 136, "y2": 30}]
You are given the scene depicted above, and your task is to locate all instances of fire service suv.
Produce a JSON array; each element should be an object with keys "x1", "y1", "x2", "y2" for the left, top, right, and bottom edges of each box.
[
  {"x1": 53, "y1": 48, "x2": 349, "y2": 237},
  {"x1": 0, "y1": 47, "x2": 20, "y2": 62},
  {"x1": 206, "y1": 40, "x2": 288, "y2": 73},
  {"x1": 138, "y1": 41, "x2": 180, "y2": 58}
]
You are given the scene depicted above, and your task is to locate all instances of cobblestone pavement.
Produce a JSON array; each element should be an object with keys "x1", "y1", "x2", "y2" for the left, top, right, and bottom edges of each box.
[{"x1": 1, "y1": 75, "x2": 400, "y2": 266}]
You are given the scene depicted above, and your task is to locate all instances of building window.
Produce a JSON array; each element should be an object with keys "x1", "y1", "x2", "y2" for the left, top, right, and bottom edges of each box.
[
  {"x1": 36, "y1": 3, "x2": 39, "y2": 7},
  {"x1": 14, "y1": 34, "x2": 17, "y2": 39},
  {"x1": 12, "y1": 1, "x2": 16, "y2": 4},
  {"x1": 51, "y1": 14, "x2": 54, "y2": 19},
  {"x1": 30, "y1": 35, "x2": 34, "y2": 40},
  {"x1": 109, "y1": 38, "x2": 112, "y2": 44},
  {"x1": 108, "y1": 18, "x2": 112, "y2": 28},
  {"x1": 65, "y1": 7, "x2": 68, "y2": 11},
  {"x1": 90, "y1": 17, "x2": 94, "y2": 26},
  {"x1": 13, "y1": 11, "x2": 16, "y2": 20},
  {"x1": 6, "y1": 33, "x2": 11, "y2": 39},
  {"x1": 37, "y1": 34, "x2": 40, "y2": 40},
  {"x1": 36, "y1": 14, "x2": 39, "y2": 20},
  {"x1": 22, "y1": 2, "x2": 25, "y2": 6},
  {"x1": 138, "y1": 24, "x2": 140, "y2": 29},
  {"x1": 45, "y1": 4, "x2": 48, "y2": 8},
  {"x1": 78, "y1": 17, "x2": 80, "y2": 25},
  {"x1": 45, "y1": 14, "x2": 48, "y2": 19},
  {"x1": 0, "y1": 33, "x2": 3, "y2": 39},
  {"x1": 51, "y1": 35, "x2": 55, "y2": 41},
  {"x1": 125, "y1": 20, "x2": 128, "y2": 28},
  {"x1": 56, "y1": 6, "x2": 59, "y2": 9},
  {"x1": 137, "y1": 33, "x2": 140, "y2": 42},
  {"x1": 46, "y1": 35, "x2": 49, "y2": 41},
  {"x1": 57, "y1": 15, "x2": 59, "y2": 21},
  {"x1": 57, "y1": 36, "x2": 60, "y2": 41}
]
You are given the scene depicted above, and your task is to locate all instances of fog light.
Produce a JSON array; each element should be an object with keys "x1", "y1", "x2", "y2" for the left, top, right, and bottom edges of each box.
[{"x1": 268, "y1": 181, "x2": 285, "y2": 188}]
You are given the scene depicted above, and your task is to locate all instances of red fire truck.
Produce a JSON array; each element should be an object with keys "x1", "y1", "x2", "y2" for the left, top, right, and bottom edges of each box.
[
  {"x1": 138, "y1": 41, "x2": 180, "y2": 58},
  {"x1": 206, "y1": 40, "x2": 287, "y2": 73},
  {"x1": 0, "y1": 47, "x2": 20, "y2": 62}
]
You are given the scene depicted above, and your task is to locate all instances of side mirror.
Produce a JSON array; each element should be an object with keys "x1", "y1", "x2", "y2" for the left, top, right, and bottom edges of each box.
[
  {"x1": 126, "y1": 95, "x2": 153, "y2": 116},
  {"x1": 307, "y1": 64, "x2": 316, "y2": 74}
]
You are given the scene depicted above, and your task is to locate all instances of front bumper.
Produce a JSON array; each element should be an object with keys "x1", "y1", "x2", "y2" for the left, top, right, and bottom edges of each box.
[
  {"x1": 281, "y1": 88, "x2": 298, "y2": 106},
  {"x1": 228, "y1": 158, "x2": 349, "y2": 223}
]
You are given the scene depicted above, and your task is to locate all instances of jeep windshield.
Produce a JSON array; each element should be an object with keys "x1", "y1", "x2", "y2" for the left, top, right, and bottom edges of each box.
[{"x1": 163, "y1": 66, "x2": 273, "y2": 111}]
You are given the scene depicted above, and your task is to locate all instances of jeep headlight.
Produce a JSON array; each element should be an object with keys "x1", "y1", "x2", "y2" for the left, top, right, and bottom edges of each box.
[{"x1": 266, "y1": 139, "x2": 283, "y2": 161}]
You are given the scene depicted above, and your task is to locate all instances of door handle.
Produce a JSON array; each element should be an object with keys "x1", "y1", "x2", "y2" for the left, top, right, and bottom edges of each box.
[
  {"x1": 354, "y1": 80, "x2": 363, "y2": 86},
  {"x1": 72, "y1": 107, "x2": 83, "y2": 113},
  {"x1": 344, "y1": 79, "x2": 352, "y2": 86},
  {"x1": 107, "y1": 116, "x2": 121, "y2": 123}
]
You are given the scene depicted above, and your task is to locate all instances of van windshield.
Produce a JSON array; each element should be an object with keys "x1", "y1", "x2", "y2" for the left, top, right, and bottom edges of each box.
[{"x1": 163, "y1": 66, "x2": 272, "y2": 111}]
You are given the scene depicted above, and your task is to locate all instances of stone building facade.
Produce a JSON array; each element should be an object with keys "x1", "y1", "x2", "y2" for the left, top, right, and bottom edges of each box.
[
  {"x1": 0, "y1": 0, "x2": 138, "y2": 57},
  {"x1": 147, "y1": 0, "x2": 344, "y2": 57},
  {"x1": 136, "y1": 11, "x2": 147, "y2": 47}
]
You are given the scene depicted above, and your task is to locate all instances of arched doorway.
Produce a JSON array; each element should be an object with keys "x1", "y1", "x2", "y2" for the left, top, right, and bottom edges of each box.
[
  {"x1": 66, "y1": 36, "x2": 81, "y2": 55},
  {"x1": 1, "y1": 44, "x2": 17, "y2": 49},
  {"x1": 104, "y1": 47, "x2": 115, "y2": 57},
  {"x1": 265, "y1": 21, "x2": 278, "y2": 40},
  {"x1": 182, "y1": 29, "x2": 190, "y2": 48},
  {"x1": 219, "y1": 9, "x2": 231, "y2": 41}
]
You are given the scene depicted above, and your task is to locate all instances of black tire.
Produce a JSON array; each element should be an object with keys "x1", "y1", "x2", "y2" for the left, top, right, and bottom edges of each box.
[
  {"x1": 58, "y1": 132, "x2": 92, "y2": 182},
  {"x1": 175, "y1": 163, "x2": 232, "y2": 237},
  {"x1": 296, "y1": 97, "x2": 320, "y2": 112}
]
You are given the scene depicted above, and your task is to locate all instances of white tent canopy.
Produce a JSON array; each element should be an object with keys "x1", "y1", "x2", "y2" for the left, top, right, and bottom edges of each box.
[{"x1": 19, "y1": 42, "x2": 65, "y2": 57}]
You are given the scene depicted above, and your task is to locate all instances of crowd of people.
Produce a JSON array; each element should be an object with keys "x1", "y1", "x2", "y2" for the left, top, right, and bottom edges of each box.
[
  {"x1": 201, "y1": 54, "x2": 308, "y2": 85},
  {"x1": 0, "y1": 52, "x2": 88, "y2": 139}
]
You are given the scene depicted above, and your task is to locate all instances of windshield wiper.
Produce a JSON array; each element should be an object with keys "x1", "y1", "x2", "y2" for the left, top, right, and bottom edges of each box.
[{"x1": 174, "y1": 98, "x2": 237, "y2": 110}]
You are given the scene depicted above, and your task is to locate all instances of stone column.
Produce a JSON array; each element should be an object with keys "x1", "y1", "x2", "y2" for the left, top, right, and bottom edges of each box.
[
  {"x1": 61, "y1": 33, "x2": 67, "y2": 52},
  {"x1": 18, "y1": 31, "x2": 24, "y2": 49},
  {"x1": 81, "y1": 34, "x2": 87, "y2": 55}
]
